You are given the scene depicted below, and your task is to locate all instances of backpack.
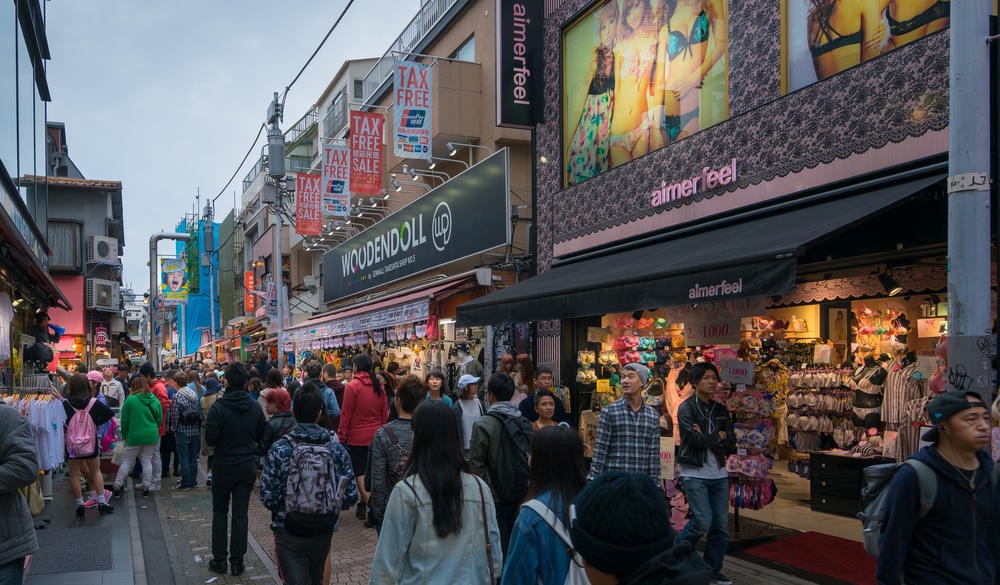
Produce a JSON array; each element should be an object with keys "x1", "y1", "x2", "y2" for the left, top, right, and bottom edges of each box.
[
  {"x1": 485, "y1": 412, "x2": 532, "y2": 504},
  {"x1": 66, "y1": 398, "x2": 98, "y2": 458},
  {"x1": 521, "y1": 499, "x2": 591, "y2": 585},
  {"x1": 283, "y1": 435, "x2": 341, "y2": 537},
  {"x1": 179, "y1": 396, "x2": 202, "y2": 425},
  {"x1": 859, "y1": 459, "x2": 938, "y2": 557},
  {"x1": 382, "y1": 425, "x2": 409, "y2": 487}
]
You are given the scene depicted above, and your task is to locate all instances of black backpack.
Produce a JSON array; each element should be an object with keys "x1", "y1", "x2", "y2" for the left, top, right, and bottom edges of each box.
[{"x1": 485, "y1": 412, "x2": 533, "y2": 504}]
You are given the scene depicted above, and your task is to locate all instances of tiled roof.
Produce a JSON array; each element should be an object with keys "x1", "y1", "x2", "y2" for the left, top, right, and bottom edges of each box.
[{"x1": 23, "y1": 175, "x2": 122, "y2": 190}]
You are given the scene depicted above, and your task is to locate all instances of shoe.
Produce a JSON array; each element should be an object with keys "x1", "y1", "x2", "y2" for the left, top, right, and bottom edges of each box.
[
  {"x1": 75, "y1": 505, "x2": 85, "y2": 518},
  {"x1": 176, "y1": 485, "x2": 194, "y2": 491},
  {"x1": 142, "y1": 487, "x2": 149, "y2": 497},
  {"x1": 148, "y1": 484, "x2": 161, "y2": 493},
  {"x1": 230, "y1": 560, "x2": 245, "y2": 576},
  {"x1": 364, "y1": 516, "x2": 376, "y2": 529},
  {"x1": 206, "y1": 473, "x2": 212, "y2": 487},
  {"x1": 208, "y1": 559, "x2": 227, "y2": 574},
  {"x1": 711, "y1": 572, "x2": 732, "y2": 585},
  {"x1": 112, "y1": 485, "x2": 123, "y2": 499},
  {"x1": 356, "y1": 503, "x2": 366, "y2": 520},
  {"x1": 98, "y1": 502, "x2": 114, "y2": 515},
  {"x1": 83, "y1": 498, "x2": 98, "y2": 509}
]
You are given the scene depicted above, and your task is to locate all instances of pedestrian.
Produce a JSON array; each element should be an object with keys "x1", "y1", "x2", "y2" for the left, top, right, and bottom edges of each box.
[
  {"x1": 452, "y1": 374, "x2": 486, "y2": 457},
  {"x1": 876, "y1": 391, "x2": 1000, "y2": 585},
  {"x1": 675, "y1": 362, "x2": 736, "y2": 585},
  {"x1": 62, "y1": 373, "x2": 115, "y2": 516},
  {"x1": 253, "y1": 351, "x2": 273, "y2": 380},
  {"x1": 139, "y1": 362, "x2": 170, "y2": 491},
  {"x1": 571, "y1": 471, "x2": 712, "y2": 585},
  {"x1": 169, "y1": 371, "x2": 202, "y2": 490},
  {"x1": 260, "y1": 383, "x2": 357, "y2": 585},
  {"x1": 338, "y1": 353, "x2": 388, "y2": 524},
  {"x1": 161, "y1": 371, "x2": 182, "y2": 479},
  {"x1": 99, "y1": 367, "x2": 126, "y2": 409},
  {"x1": 260, "y1": 368, "x2": 285, "y2": 418},
  {"x1": 200, "y1": 373, "x2": 222, "y2": 487},
  {"x1": 282, "y1": 364, "x2": 296, "y2": 388},
  {"x1": 425, "y1": 369, "x2": 452, "y2": 406},
  {"x1": 205, "y1": 362, "x2": 266, "y2": 577},
  {"x1": 588, "y1": 363, "x2": 661, "y2": 483},
  {"x1": 187, "y1": 369, "x2": 203, "y2": 399},
  {"x1": 531, "y1": 390, "x2": 560, "y2": 431},
  {"x1": 112, "y1": 377, "x2": 162, "y2": 497},
  {"x1": 519, "y1": 367, "x2": 569, "y2": 424},
  {"x1": 258, "y1": 388, "x2": 296, "y2": 457},
  {"x1": 319, "y1": 363, "x2": 345, "y2": 430},
  {"x1": 470, "y1": 371, "x2": 534, "y2": 554},
  {"x1": 513, "y1": 353, "x2": 534, "y2": 395},
  {"x1": 0, "y1": 398, "x2": 40, "y2": 585},
  {"x1": 369, "y1": 375, "x2": 426, "y2": 533},
  {"x1": 369, "y1": 401, "x2": 502, "y2": 584},
  {"x1": 501, "y1": 426, "x2": 587, "y2": 584}
]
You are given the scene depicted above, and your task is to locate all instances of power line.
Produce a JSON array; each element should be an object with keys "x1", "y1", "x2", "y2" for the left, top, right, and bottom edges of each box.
[
  {"x1": 281, "y1": 0, "x2": 355, "y2": 103},
  {"x1": 211, "y1": 122, "x2": 266, "y2": 204}
]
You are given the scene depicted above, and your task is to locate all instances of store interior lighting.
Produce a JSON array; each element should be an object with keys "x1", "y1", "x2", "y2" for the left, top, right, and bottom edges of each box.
[{"x1": 878, "y1": 271, "x2": 903, "y2": 296}]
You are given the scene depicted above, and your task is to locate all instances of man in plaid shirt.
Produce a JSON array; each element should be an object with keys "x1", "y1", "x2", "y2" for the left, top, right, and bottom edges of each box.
[
  {"x1": 168, "y1": 372, "x2": 202, "y2": 490},
  {"x1": 587, "y1": 363, "x2": 660, "y2": 483}
]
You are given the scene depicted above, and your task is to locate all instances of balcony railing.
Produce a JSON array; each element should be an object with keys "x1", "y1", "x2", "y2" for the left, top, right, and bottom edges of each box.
[
  {"x1": 362, "y1": 0, "x2": 462, "y2": 103},
  {"x1": 286, "y1": 108, "x2": 318, "y2": 145}
]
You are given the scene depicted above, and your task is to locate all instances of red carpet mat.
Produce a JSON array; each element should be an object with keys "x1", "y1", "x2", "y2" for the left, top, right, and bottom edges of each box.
[{"x1": 742, "y1": 531, "x2": 876, "y2": 585}]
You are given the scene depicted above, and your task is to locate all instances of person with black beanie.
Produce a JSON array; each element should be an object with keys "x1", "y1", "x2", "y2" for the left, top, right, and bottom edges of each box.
[{"x1": 205, "y1": 363, "x2": 266, "y2": 577}]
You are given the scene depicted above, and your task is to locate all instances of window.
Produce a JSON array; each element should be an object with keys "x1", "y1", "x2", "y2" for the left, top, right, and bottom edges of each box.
[
  {"x1": 323, "y1": 88, "x2": 348, "y2": 137},
  {"x1": 451, "y1": 35, "x2": 475, "y2": 62},
  {"x1": 0, "y1": 2, "x2": 16, "y2": 177},
  {"x1": 47, "y1": 220, "x2": 82, "y2": 272},
  {"x1": 353, "y1": 78, "x2": 364, "y2": 100}
]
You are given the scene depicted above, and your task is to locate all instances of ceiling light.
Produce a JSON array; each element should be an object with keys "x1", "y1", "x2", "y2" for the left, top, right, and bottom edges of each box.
[
  {"x1": 878, "y1": 272, "x2": 903, "y2": 297},
  {"x1": 447, "y1": 142, "x2": 457, "y2": 157},
  {"x1": 428, "y1": 160, "x2": 436, "y2": 170},
  {"x1": 402, "y1": 164, "x2": 409, "y2": 175}
]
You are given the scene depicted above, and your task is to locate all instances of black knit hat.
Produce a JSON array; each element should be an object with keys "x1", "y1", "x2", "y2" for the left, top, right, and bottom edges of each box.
[{"x1": 571, "y1": 471, "x2": 675, "y2": 579}]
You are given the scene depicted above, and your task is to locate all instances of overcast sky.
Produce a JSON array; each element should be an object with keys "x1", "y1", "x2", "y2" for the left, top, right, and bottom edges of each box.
[{"x1": 45, "y1": 0, "x2": 417, "y2": 293}]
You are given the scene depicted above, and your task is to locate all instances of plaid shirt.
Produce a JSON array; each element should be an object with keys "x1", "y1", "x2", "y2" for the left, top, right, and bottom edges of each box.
[
  {"x1": 168, "y1": 391, "x2": 202, "y2": 438},
  {"x1": 587, "y1": 397, "x2": 660, "y2": 483}
]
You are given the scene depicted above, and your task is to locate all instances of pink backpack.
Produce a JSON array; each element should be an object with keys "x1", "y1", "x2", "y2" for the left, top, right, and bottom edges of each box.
[{"x1": 66, "y1": 398, "x2": 97, "y2": 458}]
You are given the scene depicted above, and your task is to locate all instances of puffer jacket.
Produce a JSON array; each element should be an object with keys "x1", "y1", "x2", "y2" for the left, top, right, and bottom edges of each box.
[
  {"x1": 0, "y1": 403, "x2": 40, "y2": 566},
  {"x1": 205, "y1": 387, "x2": 266, "y2": 467},
  {"x1": 675, "y1": 394, "x2": 736, "y2": 468}
]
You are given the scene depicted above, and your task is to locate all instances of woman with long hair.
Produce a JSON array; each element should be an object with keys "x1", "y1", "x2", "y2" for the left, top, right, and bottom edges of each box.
[
  {"x1": 514, "y1": 353, "x2": 535, "y2": 395},
  {"x1": 259, "y1": 367, "x2": 285, "y2": 417},
  {"x1": 187, "y1": 369, "x2": 203, "y2": 399},
  {"x1": 339, "y1": 353, "x2": 389, "y2": 522},
  {"x1": 64, "y1": 373, "x2": 115, "y2": 516},
  {"x1": 111, "y1": 376, "x2": 162, "y2": 498},
  {"x1": 500, "y1": 426, "x2": 587, "y2": 584},
  {"x1": 370, "y1": 401, "x2": 502, "y2": 584}
]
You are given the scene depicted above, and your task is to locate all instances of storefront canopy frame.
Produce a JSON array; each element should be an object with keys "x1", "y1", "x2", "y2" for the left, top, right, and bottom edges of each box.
[{"x1": 457, "y1": 175, "x2": 943, "y2": 326}]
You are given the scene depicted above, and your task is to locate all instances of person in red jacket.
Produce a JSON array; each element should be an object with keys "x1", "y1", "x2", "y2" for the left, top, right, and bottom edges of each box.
[
  {"x1": 140, "y1": 362, "x2": 171, "y2": 492},
  {"x1": 337, "y1": 353, "x2": 388, "y2": 522}
]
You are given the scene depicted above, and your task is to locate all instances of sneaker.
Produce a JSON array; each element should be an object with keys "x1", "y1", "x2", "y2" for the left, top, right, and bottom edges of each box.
[
  {"x1": 176, "y1": 485, "x2": 194, "y2": 491},
  {"x1": 148, "y1": 484, "x2": 162, "y2": 493},
  {"x1": 208, "y1": 559, "x2": 227, "y2": 574},
  {"x1": 98, "y1": 502, "x2": 114, "y2": 515},
  {"x1": 85, "y1": 489, "x2": 112, "y2": 508},
  {"x1": 205, "y1": 473, "x2": 212, "y2": 487},
  {"x1": 112, "y1": 485, "x2": 123, "y2": 499},
  {"x1": 711, "y1": 572, "x2": 732, "y2": 585}
]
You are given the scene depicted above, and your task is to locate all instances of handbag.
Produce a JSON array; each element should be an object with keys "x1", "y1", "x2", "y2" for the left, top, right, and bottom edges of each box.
[
  {"x1": 476, "y1": 479, "x2": 497, "y2": 585},
  {"x1": 25, "y1": 479, "x2": 44, "y2": 516},
  {"x1": 111, "y1": 442, "x2": 127, "y2": 466}
]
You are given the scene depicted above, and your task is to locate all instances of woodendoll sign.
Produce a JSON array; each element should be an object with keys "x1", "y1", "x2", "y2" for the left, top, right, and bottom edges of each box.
[
  {"x1": 495, "y1": 0, "x2": 543, "y2": 128},
  {"x1": 321, "y1": 150, "x2": 511, "y2": 304}
]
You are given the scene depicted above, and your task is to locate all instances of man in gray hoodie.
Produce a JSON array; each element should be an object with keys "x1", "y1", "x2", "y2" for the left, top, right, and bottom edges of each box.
[
  {"x1": 0, "y1": 401, "x2": 39, "y2": 584},
  {"x1": 470, "y1": 372, "x2": 534, "y2": 555}
]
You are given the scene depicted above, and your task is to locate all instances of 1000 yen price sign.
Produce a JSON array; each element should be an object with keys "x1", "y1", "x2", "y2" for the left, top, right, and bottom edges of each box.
[{"x1": 685, "y1": 317, "x2": 740, "y2": 345}]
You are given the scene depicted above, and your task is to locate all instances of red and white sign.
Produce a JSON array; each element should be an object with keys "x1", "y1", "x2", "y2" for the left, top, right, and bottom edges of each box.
[
  {"x1": 393, "y1": 61, "x2": 432, "y2": 160},
  {"x1": 295, "y1": 173, "x2": 323, "y2": 236},
  {"x1": 720, "y1": 360, "x2": 755, "y2": 385},
  {"x1": 244, "y1": 271, "x2": 257, "y2": 312},
  {"x1": 321, "y1": 146, "x2": 350, "y2": 217},
  {"x1": 350, "y1": 111, "x2": 383, "y2": 194}
]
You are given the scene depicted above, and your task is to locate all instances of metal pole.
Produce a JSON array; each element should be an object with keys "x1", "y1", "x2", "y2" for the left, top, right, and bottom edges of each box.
[
  {"x1": 275, "y1": 208, "x2": 285, "y2": 371},
  {"x1": 210, "y1": 253, "x2": 217, "y2": 364},
  {"x1": 948, "y1": 0, "x2": 994, "y2": 400}
]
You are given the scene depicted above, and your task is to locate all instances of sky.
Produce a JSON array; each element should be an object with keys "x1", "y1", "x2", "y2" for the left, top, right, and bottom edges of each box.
[{"x1": 44, "y1": 0, "x2": 418, "y2": 294}]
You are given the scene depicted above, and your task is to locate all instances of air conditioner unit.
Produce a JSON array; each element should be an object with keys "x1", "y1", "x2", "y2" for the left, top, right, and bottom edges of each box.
[
  {"x1": 88, "y1": 235, "x2": 119, "y2": 265},
  {"x1": 86, "y1": 278, "x2": 121, "y2": 312}
]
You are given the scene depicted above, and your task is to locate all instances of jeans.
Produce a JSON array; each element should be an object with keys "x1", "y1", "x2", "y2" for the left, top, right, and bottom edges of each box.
[
  {"x1": 677, "y1": 476, "x2": 730, "y2": 573},
  {"x1": 211, "y1": 461, "x2": 255, "y2": 563},
  {"x1": 0, "y1": 557, "x2": 23, "y2": 585},
  {"x1": 175, "y1": 433, "x2": 200, "y2": 488},
  {"x1": 275, "y1": 529, "x2": 332, "y2": 585},
  {"x1": 113, "y1": 444, "x2": 156, "y2": 488}
]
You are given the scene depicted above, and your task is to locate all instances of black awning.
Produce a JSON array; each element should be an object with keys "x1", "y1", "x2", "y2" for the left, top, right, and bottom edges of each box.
[{"x1": 457, "y1": 175, "x2": 942, "y2": 326}]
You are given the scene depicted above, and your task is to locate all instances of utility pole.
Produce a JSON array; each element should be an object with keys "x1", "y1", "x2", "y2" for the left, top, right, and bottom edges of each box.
[
  {"x1": 948, "y1": 0, "x2": 994, "y2": 399},
  {"x1": 266, "y1": 92, "x2": 287, "y2": 371},
  {"x1": 203, "y1": 202, "x2": 217, "y2": 365}
]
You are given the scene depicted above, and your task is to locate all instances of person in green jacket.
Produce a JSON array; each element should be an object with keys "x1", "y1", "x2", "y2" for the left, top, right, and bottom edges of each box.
[{"x1": 111, "y1": 377, "x2": 162, "y2": 497}]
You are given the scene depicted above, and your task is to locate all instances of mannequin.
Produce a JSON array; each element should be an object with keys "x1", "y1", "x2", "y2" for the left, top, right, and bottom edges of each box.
[{"x1": 455, "y1": 344, "x2": 484, "y2": 380}]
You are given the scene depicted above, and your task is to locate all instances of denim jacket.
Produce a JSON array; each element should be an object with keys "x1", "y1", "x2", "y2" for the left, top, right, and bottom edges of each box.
[
  {"x1": 501, "y1": 491, "x2": 573, "y2": 585},
  {"x1": 369, "y1": 472, "x2": 503, "y2": 584}
]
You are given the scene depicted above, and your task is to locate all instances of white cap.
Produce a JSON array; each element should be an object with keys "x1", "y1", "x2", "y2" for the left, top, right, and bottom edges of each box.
[{"x1": 457, "y1": 374, "x2": 481, "y2": 389}]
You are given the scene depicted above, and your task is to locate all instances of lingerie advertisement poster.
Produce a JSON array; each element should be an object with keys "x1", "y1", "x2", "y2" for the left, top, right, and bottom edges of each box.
[
  {"x1": 562, "y1": 0, "x2": 729, "y2": 187},
  {"x1": 785, "y1": 0, "x2": 950, "y2": 92}
]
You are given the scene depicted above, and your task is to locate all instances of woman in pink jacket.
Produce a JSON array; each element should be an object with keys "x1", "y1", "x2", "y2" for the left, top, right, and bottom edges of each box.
[{"x1": 338, "y1": 353, "x2": 388, "y2": 521}]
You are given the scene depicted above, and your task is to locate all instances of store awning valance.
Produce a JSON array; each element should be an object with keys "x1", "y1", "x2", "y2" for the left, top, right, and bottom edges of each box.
[{"x1": 457, "y1": 175, "x2": 942, "y2": 326}]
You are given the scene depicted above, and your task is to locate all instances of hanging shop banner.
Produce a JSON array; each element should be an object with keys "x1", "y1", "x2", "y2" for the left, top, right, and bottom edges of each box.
[
  {"x1": 265, "y1": 282, "x2": 278, "y2": 320},
  {"x1": 160, "y1": 258, "x2": 188, "y2": 304},
  {"x1": 322, "y1": 149, "x2": 511, "y2": 303},
  {"x1": 350, "y1": 111, "x2": 384, "y2": 194},
  {"x1": 495, "y1": 0, "x2": 543, "y2": 128},
  {"x1": 321, "y1": 145, "x2": 351, "y2": 217},
  {"x1": 92, "y1": 321, "x2": 110, "y2": 353},
  {"x1": 295, "y1": 173, "x2": 323, "y2": 235},
  {"x1": 244, "y1": 271, "x2": 257, "y2": 312},
  {"x1": 392, "y1": 61, "x2": 432, "y2": 160},
  {"x1": 285, "y1": 298, "x2": 430, "y2": 343}
]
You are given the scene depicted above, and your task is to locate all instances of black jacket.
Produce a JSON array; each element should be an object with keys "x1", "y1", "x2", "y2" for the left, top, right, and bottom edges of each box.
[
  {"x1": 676, "y1": 395, "x2": 735, "y2": 468},
  {"x1": 257, "y1": 411, "x2": 296, "y2": 456},
  {"x1": 205, "y1": 388, "x2": 266, "y2": 468},
  {"x1": 620, "y1": 542, "x2": 712, "y2": 585},
  {"x1": 876, "y1": 446, "x2": 1000, "y2": 585}
]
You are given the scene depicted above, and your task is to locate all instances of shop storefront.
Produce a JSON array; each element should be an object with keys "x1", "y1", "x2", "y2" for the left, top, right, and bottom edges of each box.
[{"x1": 458, "y1": 0, "x2": 967, "y2": 546}]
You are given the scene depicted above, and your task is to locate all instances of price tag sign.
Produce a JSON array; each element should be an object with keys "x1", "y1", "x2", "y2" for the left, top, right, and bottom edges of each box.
[
  {"x1": 659, "y1": 437, "x2": 675, "y2": 480},
  {"x1": 720, "y1": 359, "x2": 755, "y2": 385},
  {"x1": 685, "y1": 316, "x2": 741, "y2": 345}
]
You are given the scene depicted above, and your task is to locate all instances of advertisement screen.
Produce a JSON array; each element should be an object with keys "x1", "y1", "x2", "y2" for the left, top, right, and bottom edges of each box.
[
  {"x1": 785, "y1": 0, "x2": 950, "y2": 92},
  {"x1": 160, "y1": 257, "x2": 188, "y2": 304},
  {"x1": 562, "y1": 0, "x2": 729, "y2": 187}
]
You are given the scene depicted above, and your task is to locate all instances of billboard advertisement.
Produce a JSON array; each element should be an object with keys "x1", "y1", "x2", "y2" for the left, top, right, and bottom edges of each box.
[
  {"x1": 321, "y1": 145, "x2": 351, "y2": 217},
  {"x1": 295, "y1": 173, "x2": 323, "y2": 236},
  {"x1": 393, "y1": 61, "x2": 433, "y2": 160},
  {"x1": 350, "y1": 111, "x2": 384, "y2": 194},
  {"x1": 562, "y1": 0, "x2": 730, "y2": 186},
  {"x1": 160, "y1": 257, "x2": 188, "y2": 304},
  {"x1": 785, "y1": 0, "x2": 949, "y2": 92},
  {"x1": 496, "y1": 0, "x2": 544, "y2": 128}
]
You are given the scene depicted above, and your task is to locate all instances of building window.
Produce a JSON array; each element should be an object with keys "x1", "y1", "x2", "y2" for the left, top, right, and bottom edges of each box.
[
  {"x1": 353, "y1": 78, "x2": 364, "y2": 100},
  {"x1": 324, "y1": 88, "x2": 348, "y2": 137},
  {"x1": 47, "y1": 220, "x2": 82, "y2": 272},
  {"x1": 451, "y1": 35, "x2": 475, "y2": 62}
]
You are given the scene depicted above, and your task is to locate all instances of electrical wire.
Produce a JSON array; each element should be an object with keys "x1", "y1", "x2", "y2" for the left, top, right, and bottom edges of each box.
[
  {"x1": 211, "y1": 122, "x2": 266, "y2": 204},
  {"x1": 281, "y1": 0, "x2": 355, "y2": 104}
]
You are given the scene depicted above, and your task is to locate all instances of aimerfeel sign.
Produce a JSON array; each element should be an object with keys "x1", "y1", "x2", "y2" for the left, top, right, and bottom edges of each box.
[{"x1": 650, "y1": 159, "x2": 738, "y2": 208}]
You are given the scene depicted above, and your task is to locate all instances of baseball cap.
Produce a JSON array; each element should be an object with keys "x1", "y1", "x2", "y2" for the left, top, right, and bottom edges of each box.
[
  {"x1": 457, "y1": 374, "x2": 481, "y2": 389},
  {"x1": 86, "y1": 370, "x2": 103, "y2": 383},
  {"x1": 921, "y1": 391, "x2": 987, "y2": 442}
]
